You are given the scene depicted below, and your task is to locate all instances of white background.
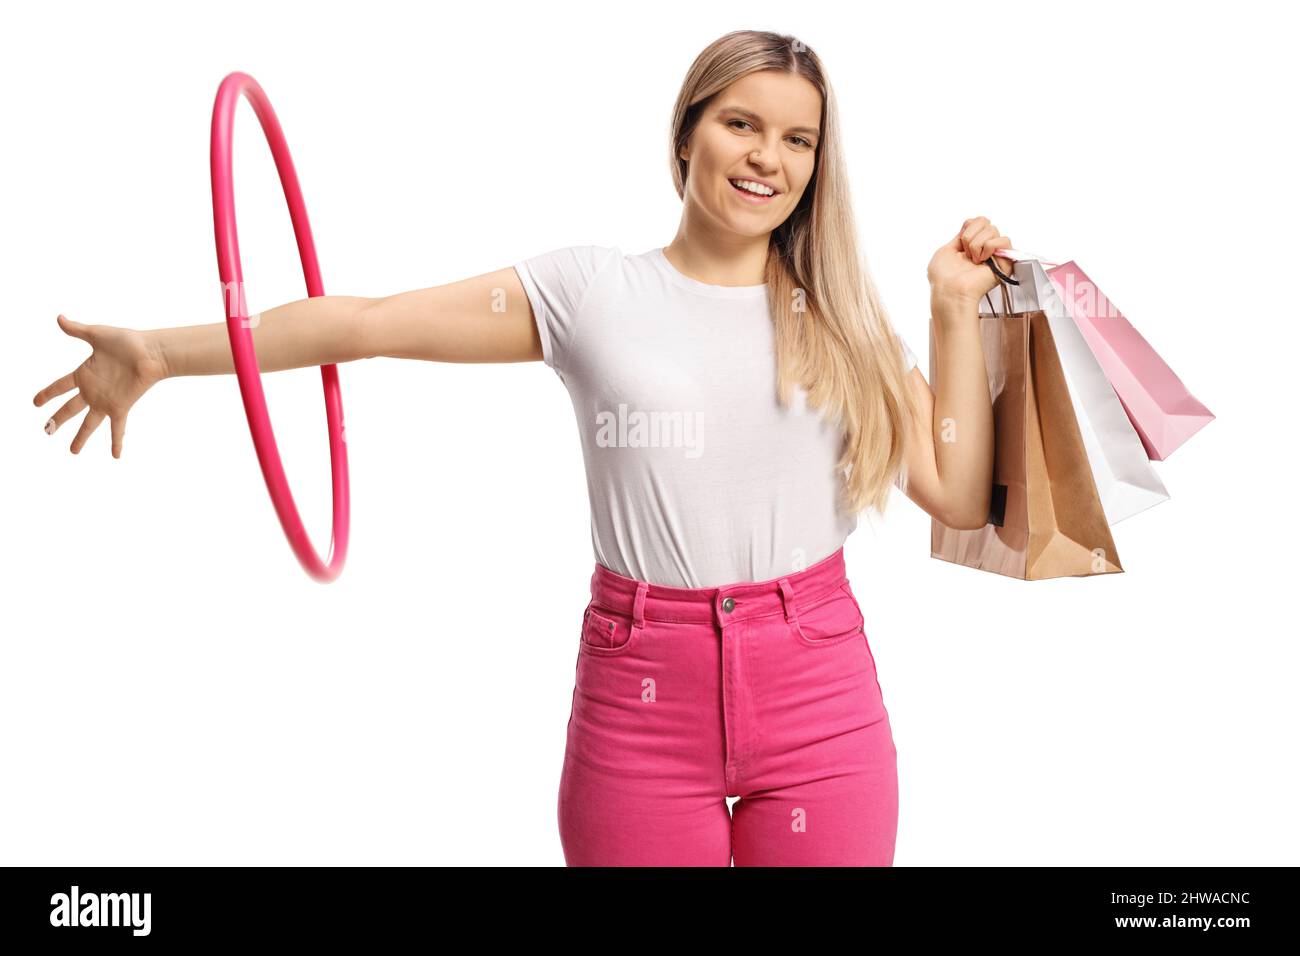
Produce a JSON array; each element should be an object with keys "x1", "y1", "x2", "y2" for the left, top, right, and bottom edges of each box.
[{"x1": 3, "y1": 0, "x2": 1294, "y2": 866}]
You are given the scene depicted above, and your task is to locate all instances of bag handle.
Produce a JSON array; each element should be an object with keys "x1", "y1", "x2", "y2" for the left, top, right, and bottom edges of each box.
[
  {"x1": 979, "y1": 246, "x2": 1063, "y2": 315},
  {"x1": 981, "y1": 278, "x2": 1014, "y2": 317},
  {"x1": 986, "y1": 256, "x2": 1018, "y2": 285}
]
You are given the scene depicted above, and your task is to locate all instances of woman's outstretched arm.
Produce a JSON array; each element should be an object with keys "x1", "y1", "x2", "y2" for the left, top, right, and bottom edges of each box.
[
  {"x1": 357, "y1": 266, "x2": 542, "y2": 364},
  {"x1": 154, "y1": 295, "x2": 373, "y2": 377},
  {"x1": 156, "y1": 264, "x2": 543, "y2": 374},
  {"x1": 34, "y1": 265, "x2": 544, "y2": 456}
]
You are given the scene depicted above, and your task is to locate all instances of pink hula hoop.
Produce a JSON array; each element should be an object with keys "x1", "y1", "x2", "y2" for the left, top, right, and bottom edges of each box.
[{"x1": 210, "y1": 72, "x2": 350, "y2": 583}]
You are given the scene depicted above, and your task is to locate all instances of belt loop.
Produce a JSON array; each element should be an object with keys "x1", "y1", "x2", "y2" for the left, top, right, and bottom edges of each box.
[
  {"x1": 632, "y1": 582, "x2": 649, "y2": 629},
  {"x1": 777, "y1": 577, "x2": 798, "y2": 625}
]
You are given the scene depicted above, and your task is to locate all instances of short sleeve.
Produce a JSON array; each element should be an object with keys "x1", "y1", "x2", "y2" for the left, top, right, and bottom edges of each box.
[{"x1": 513, "y1": 245, "x2": 620, "y2": 374}]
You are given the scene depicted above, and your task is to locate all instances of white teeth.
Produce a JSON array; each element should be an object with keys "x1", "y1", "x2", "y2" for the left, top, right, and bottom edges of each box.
[{"x1": 730, "y1": 178, "x2": 774, "y2": 196}]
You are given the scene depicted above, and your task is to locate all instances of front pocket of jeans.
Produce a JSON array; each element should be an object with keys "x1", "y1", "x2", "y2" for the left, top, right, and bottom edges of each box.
[
  {"x1": 791, "y1": 583, "x2": 865, "y2": 648},
  {"x1": 579, "y1": 605, "x2": 639, "y2": 656}
]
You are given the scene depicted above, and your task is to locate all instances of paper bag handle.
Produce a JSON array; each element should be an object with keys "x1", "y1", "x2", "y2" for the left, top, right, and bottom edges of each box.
[{"x1": 981, "y1": 279, "x2": 1014, "y2": 317}]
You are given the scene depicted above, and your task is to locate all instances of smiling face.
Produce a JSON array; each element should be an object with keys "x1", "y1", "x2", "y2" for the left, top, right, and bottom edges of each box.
[{"x1": 678, "y1": 69, "x2": 823, "y2": 239}]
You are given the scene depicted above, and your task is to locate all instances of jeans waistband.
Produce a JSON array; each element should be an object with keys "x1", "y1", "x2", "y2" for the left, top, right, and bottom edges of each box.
[{"x1": 589, "y1": 547, "x2": 849, "y2": 627}]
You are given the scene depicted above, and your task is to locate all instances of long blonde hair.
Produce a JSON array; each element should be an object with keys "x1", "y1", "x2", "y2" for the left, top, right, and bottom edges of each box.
[{"x1": 669, "y1": 30, "x2": 918, "y2": 517}]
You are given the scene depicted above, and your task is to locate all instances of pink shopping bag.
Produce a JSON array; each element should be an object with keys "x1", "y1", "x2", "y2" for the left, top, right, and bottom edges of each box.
[
  {"x1": 998, "y1": 251, "x2": 1215, "y2": 460},
  {"x1": 1047, "y1": 261, "x2": 1214, "y2": 460}
]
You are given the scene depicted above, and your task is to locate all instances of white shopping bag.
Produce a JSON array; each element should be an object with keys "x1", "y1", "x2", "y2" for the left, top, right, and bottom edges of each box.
[{"x1": 983, "y1": 252, "x2": 1169, "y2": 525}]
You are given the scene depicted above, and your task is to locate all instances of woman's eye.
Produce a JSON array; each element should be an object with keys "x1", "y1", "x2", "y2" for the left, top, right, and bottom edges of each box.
[
  {"x1": 728, "y1": 118, "x2": 812, "y2": 149},
  {"x1": 729, "y1": 119, "x2": 811, "y2": 148}
]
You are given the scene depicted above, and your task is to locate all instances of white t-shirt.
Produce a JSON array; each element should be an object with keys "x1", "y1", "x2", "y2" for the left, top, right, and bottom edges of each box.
[{"x1": 514, "y1": 245, "x2": 917, "y2": 588}]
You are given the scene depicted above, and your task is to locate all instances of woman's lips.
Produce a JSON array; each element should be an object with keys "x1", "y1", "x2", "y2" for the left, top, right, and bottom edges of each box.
[{"x1": 728, "y1": 179, "x2": 776, "y2": 204}]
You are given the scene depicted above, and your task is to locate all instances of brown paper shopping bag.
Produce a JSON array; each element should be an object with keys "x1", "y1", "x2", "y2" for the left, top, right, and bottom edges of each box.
[{"x1": 930, "y1": 280, "x2": 1123, "y2": 580}]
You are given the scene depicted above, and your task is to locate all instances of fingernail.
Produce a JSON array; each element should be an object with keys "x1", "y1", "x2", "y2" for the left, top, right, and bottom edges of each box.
[{"x1": 44, "y1": 418, "x2": 55, "y2": 434}]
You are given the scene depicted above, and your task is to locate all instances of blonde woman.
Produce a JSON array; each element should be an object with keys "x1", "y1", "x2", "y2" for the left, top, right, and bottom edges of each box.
[{"x1": 34, "y1": 29, "x2": 1010, "y2": 866}]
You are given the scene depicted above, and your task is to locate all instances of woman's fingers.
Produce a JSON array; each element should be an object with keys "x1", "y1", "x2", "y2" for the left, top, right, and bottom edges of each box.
[
  {"x1": 45, "y1": 393, "x2": 87, "y2": 435},
  {"x1": 110, "y1": 414, "x2": 128, "y2": 459},
  {"x1": 969, "y1": 224, "x2": 998, "y2": 261},
  {"x1": 69, "y1": 408, "x2": 104, "y2": 455},
  {"x1": 960, "y1": 216, "x2": 990, "y2": 256},
  {"x1": 57, "y1": 314, "x2": 94, "y2": 342},
  {"x1": 978, "y1": 225, "x2": 1009, "y2": 263},
  {"x1": 39, "y1": 315, "x2": 134, "y2": 455},
  {"x1": 34, "y1": 371, "x2": 77, "y2": 407},
  {"x1": 951, "y1": 216, "x2": 1010, "y2": 267}
]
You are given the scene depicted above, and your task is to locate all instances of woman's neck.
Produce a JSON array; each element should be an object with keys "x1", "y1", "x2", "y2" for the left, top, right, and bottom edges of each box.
[{"x1": 663, "y1": 233, "x2": 770, "y2": 287}]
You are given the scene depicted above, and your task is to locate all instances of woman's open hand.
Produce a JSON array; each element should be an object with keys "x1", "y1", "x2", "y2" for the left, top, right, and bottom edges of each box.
[
  {"x1": 927, "y1": 216, "x2": 1014, "y2": 306},
  {"x1": 32, "y1": 314, "x2": 167, "y2": 458}
]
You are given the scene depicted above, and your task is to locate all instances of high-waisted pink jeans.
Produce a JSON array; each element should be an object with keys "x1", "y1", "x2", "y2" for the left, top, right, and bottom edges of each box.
[{"x1": 558, "y1": 546, "x2": 898, "y2": 866}]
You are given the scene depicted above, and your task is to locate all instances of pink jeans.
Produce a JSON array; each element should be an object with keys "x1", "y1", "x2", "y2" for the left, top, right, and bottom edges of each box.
[{"x1": 558, "y1": 546, "x2": 898, "y2": 866}]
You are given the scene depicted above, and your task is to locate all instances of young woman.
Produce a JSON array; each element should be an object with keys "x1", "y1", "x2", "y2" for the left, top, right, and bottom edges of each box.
[{"x1": 33, "y1": 30, "x2": 1010, "y2": 866}]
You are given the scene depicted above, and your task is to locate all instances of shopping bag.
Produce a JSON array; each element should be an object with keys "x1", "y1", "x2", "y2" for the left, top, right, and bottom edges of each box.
[
  {"x1": 1039, "y1": 259, "x2": 1214, "y2": 461},
  {"x1": 990, "y1": 254, "x2": 1170, "y2": 524},
  {"x1": 930, "y1": 279, "x2": 1122, "y2": 580}
]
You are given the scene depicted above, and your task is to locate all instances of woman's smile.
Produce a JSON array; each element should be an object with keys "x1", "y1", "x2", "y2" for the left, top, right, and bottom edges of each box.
[{"x1": 727, "y1": 176, "x2": 779, "y2": 205}]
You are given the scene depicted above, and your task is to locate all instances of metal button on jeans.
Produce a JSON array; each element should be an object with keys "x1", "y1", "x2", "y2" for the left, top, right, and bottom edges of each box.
[{"x1": 722, "y1": 597, "x2": 735, "y2": 613}]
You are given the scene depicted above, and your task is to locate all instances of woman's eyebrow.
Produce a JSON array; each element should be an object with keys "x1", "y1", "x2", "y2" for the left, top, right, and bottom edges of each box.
[{"x1": 719, "y1": 105, "x2": 820, "y2": 138}]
